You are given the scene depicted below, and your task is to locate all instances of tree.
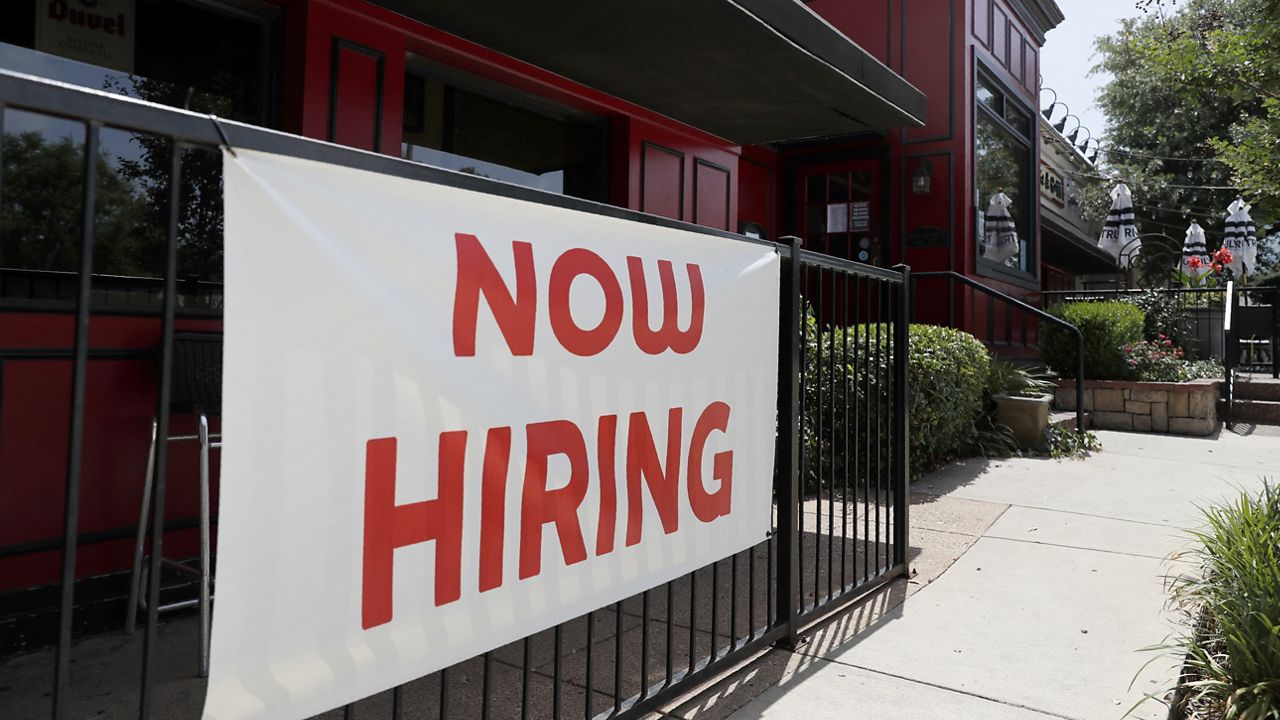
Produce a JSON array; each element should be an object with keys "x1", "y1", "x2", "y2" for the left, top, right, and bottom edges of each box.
[
  {"x1": 1093, "y1": 0, "x2": 1279, "y2": 272},
  {"x1": 1139, "y1": 0, "x2": 1280, "y2": 206},
  {"x1": 0, "y1": 131, "x2": 154, "y2": 275}
]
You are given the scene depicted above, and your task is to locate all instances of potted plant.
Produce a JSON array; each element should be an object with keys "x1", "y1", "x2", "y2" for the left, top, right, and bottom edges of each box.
[{"x1": 987, "y1": 360, "x2": 1056, "y2": 450}]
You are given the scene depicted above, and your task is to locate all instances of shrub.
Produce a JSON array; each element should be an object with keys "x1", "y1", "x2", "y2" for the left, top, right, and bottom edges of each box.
[
  {"x1": 803, "y1": 319, "x2": 989, "y2": 487},
  {"x1": 1123, "y1": 290, "x2": 1197, "y2": 359},
  {"x1": 1122, "y1": 337, "x2": 1188, "y2": 382},
  {"x1": 1039, "y1": 301, "x2": 1144, "y2": 379},
  {"x1": 1160, "y1": 483, "x2": 1280, "y2": 720}
]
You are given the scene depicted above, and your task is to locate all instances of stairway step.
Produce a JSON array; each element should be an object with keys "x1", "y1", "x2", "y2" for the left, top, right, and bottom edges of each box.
[
  {"x1": 1049, "y1": 410, "x2": 1088, "y2": 431},
  {"x1": 1234, "y1": 375, "x2": 1280, "y2": 402},
  {"x1": 1221, "y1": 398, "x2": 1280, "y2": 426}
]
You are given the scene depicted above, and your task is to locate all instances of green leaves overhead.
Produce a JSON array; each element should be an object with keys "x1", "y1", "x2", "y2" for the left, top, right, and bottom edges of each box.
[{"x1": 1093, "y1": 0, "x2": 1279, "y2": 262}]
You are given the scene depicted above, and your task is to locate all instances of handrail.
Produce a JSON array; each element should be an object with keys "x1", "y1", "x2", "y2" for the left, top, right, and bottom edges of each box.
[{"x1": 914, "y1": 271, "x2": 1086, "y2": 435}]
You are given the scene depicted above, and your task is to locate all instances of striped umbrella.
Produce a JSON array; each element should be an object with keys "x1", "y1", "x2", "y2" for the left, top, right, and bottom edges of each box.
[
  {"x1": 1179, "y1": 220, "x2": 1212, "y2": 285},
  {"x1": 982, "y1": 191, "x2": 1019, "y2": 263},
  {"x1": 1222, "y1": 198, "x2": 1258, "y2": 278},
  {"x1": 1098, "y1": 183, "x2": 1139, "y2": 267}
]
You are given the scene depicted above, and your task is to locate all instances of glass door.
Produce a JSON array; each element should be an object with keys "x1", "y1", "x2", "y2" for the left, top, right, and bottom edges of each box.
[{"x1": 796, "y1": 159, "x2": 882, "y2": 265}]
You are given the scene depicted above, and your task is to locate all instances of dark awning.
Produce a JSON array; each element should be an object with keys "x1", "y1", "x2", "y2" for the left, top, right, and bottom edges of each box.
[
  {"x1": 374, "y1": 0, "x2": 927, "y2": 144},
  {"x1": 1043, "y1": 214, "x2": 1118, "y2": 275}
]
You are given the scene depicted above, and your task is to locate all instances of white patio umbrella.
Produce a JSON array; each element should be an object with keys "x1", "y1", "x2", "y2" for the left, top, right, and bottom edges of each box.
[
  {"x1": 982, "y1": 191, "x2": 1020, "y2": 263},
  {"x1": 1098, "y1": 183, "x2": 1139, "y2": 267},
  {"x1": 1180, "y1": 220, "x2": 1212, "y2": 285},
  {"x1": 1222, "y1": 197, "x2": 1258, "y2": 278}
]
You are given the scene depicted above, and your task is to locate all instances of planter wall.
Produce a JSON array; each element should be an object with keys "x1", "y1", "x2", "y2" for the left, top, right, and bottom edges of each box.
[{"x1": 1056, "y1": 379, "x2": 1221, "y2": 436}]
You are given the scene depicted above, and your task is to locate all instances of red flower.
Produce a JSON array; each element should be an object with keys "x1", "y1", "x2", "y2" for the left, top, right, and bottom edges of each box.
[
  {"x1": 1188, "y1": 256, "x2": 1204, "y2": 270},
  {"x1": 1214, "y1": 247, "x2": 1234, "y2": 265},
  {"x1": 1212, "y1": 262, "x2": 1224, "y2": 274}
]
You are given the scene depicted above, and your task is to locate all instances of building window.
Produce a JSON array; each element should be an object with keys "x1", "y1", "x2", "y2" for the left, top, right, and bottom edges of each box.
[
  {"x1": 402, "y1": 55, "x2": 608, "y2": 202},
  {"x1": 974, "y1": 69, "x2": 1035, "y2": 280}
]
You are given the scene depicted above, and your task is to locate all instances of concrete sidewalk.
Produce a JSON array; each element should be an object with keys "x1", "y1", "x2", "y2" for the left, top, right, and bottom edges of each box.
[{"x1": 675, "y1": 429, "x2": 1279, "y2": 720}]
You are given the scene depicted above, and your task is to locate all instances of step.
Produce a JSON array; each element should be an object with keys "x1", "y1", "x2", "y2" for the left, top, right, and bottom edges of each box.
[
  {"x1": 1233, "y1": 374, "x2": 1280, "y2": 402},
  {"x1": 1049, "y1": 409, "x2": 1089, "y2": 431},
  {"x1": 1219, "y1": 398, "x2": 1280, "y2": 426}
]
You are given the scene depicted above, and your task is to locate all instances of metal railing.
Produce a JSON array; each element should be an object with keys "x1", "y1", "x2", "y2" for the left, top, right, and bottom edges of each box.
[
  {"x1": 914, "y1": 271, "x2": 1085, "y2": 434},
  {"x1": 0, "y1": 69, "x2": 910, "y2": 720}
]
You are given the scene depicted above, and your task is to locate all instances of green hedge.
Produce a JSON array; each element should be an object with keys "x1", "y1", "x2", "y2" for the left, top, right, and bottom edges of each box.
[
  {"x1": 803, "y1": 319, "x2": 989, "y2": 487},
  {"x1": 1039, "y1": 301, "x2": 1144, "y2": 379}
]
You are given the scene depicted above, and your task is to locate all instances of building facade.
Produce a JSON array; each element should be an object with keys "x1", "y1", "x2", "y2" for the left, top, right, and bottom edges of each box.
[{"x1": 0, "y1": 0, "x2": 1063, "y2": 599}]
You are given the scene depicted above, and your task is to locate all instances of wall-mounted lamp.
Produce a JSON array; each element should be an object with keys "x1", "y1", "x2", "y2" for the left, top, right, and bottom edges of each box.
[{"x1": 912, "y1": 160, "x2": 933, "y2": 194}]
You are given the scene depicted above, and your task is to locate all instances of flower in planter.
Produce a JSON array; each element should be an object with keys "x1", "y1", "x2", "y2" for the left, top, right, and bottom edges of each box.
[{"x1": 1122, "y1": 338, "x2": 1189, "y2": 382}]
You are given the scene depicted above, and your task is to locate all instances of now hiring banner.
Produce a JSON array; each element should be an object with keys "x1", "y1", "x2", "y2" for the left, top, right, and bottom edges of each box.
[{"x1": 205, "y1": 149, "x2": 781, "y2": 720}]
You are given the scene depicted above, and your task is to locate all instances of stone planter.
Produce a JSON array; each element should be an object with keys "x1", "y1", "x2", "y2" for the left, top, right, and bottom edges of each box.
[
  {"x1": 993, "y1": 393, "x2": 1053, "y2": 449},
  {"x1": 1055, "y1": 378, "x2": 1221, "y2": 436}
]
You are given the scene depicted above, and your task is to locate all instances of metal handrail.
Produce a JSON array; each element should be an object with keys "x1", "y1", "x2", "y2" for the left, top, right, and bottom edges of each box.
[{"x1": 914, "y1": 271, "x2": 1086, "y2": 435}]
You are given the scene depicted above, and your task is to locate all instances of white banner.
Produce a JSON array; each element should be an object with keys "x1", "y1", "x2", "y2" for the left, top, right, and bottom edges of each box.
[{"x1": 206, "y1": 149, "x2": 781, "y2": 720}]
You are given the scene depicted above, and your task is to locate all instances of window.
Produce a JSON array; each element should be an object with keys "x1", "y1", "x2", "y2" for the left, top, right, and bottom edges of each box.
[
  {"x1": 402, "y1": 55, "x2": 608, "y2": 202},
  {"x1": 0, "y1": 1, "x2": 276, "y2": 311},
  {"x1": 974, "y1": 70, "x2": 1036, "y2": 281}
]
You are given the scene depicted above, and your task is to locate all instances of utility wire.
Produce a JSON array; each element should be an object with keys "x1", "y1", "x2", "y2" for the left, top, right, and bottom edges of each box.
[{"x1": 1096, "y1": 146, "x2": 1226, "y2": 163}]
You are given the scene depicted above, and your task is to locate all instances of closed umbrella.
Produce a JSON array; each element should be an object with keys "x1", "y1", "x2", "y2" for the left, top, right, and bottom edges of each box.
[
  {"x1": 1222, "y1": 197, "x2": 1258, "y2": 278},
  {"x1": 1180, "y1": 220, "x2": 1212, "y2": 286},
  {"x1": 1098, "y1": 183, "x2": 1139, "y2": 267},
  {"x1": 982, "y1": 191, "x2": 1019, "y2": 263}
]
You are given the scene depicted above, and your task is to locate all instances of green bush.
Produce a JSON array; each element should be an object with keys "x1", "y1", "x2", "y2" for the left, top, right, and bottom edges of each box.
[
  {"x1": 1162, "y1": 483, "x2": 1280, "y2": 719},
  {"x1": 803, "y1": 318, "x2": 989, "y2": 487},
  {"x1": 1123, "y1": 290, "x2": 1197, "y2": 360},
  {"x1": 1039, "y1": 301, "x2": 1144, "y2": 379}
]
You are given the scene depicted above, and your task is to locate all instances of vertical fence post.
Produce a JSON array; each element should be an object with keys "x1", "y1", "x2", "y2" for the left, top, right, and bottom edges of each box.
[
  {"x1": 139, "y1": 142, "x2": 183, "y2": 719},
  {"x1": 774, "y1": 236, "x2": 803, "y2": 647},
  {"x1": 1271, "y1": 288, "x2": 1278, "y2": 379},
  {"x1": 53, "y1": 120, "x2": 100, "y2": 720},
  {"x1": 1074, "y1": 327, "x2": 1085, "y2": 435},
  {"x1": 890, "y1": 265, "x2": 910, "y2": 569}
]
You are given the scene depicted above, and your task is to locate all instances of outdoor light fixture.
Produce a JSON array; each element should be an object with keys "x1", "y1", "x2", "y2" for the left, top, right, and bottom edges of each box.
[
  {"x1": 912, "y1": 160, "x2": 932, "y2": 194},
  {"x1": 1054, "y1": 112, "x2": 1080, "y2": 136}
]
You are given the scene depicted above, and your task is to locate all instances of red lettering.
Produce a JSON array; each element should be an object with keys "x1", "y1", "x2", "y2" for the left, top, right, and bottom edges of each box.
[
  {"x1": 625, "y1": 409, "x2": 682, "y2": 546},
  {"x1": 478, "y1": 427, "x2": 512, "y2": 593},
  {"x1": 48, "y1": 0, "x2": 66, "y2": 20},
  {"x1": 519, "y1": 420, "x2": 589, "y2": 579},
  {"x1": 548, "y1": 248, "x2": 623, "y2": 356},
  {"x1": 627, "y1": 258, "x2": 705, "y2": 354},
  {"x1": 687, "y1": 402, "x2": 733, "y2": 522},
  {"x1": 362, "y1": 434, "x2": 465, "y2": 629},
  {"x1": 595, "y1": 414, "x2": 618, "y2": 556},
  {"x1": 453, "y1": 233, "x2": 536, "y2": 357}
]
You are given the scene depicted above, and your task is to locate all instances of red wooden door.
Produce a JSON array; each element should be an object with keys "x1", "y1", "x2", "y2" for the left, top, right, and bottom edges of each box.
[{"x1": 795, "y1": 159, "x2": 883, "y2": 265}]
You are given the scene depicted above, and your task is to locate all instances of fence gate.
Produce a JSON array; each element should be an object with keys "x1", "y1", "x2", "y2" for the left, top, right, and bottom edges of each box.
[{"x1": 0, "y1": 69, "x2": 909, "y2": 720}]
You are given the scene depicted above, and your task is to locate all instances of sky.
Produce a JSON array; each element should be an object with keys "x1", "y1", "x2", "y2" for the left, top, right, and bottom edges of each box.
[{"x1": 1040, "y1": 0, "x2": 1149, "y2": 140}]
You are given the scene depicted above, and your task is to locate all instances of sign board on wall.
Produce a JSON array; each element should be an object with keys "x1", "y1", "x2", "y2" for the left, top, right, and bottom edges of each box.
[
  {"x1": 207, "y1": 150, "x2": 781, "y2": 720},
  {"x1": 35, "y1": 0, "x2": 135, "y2": 74},
  {"x1": 1039, "y1": 163, "x2": 1065, "y2": 209}
]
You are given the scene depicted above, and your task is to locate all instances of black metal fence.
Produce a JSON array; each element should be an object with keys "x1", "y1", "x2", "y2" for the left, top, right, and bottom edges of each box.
[{"x1": 0, "y1": 69, "x2": 910, "y2": 720}]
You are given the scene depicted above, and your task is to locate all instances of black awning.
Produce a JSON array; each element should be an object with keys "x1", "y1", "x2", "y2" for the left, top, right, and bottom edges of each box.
[
  {"x1": 1043, "y1": 214, "x2": 1118, "y2": 275},
  {"x1": 375, "y1": 0, "x2": 927, "y2": 144}
]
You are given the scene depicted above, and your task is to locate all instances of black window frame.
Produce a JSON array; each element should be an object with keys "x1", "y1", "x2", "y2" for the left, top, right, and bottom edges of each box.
[{"x1": 973, "y1": 64, "x2": 1038, "y2": 289}]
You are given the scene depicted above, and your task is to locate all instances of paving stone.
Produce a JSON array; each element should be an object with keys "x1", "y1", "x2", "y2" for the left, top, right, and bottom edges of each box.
[
  {"x1": 1130, "y1": 388, "x2": 1169, "y2": 403},
  {"x1": 1090, "y1": 411, "x2": 1133, "y2": 430},
  {"x1": 1094, "y1": 388, "x2": 1125, "y2": 412},
  {"x1": 1151, "y1": 402, "x2": 1169, "y2": 432}
]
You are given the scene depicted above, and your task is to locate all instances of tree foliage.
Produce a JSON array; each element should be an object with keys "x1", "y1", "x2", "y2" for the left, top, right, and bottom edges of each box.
[{"x1": 1093, "y1": 0, "x2": 1280, "y2": 271}]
